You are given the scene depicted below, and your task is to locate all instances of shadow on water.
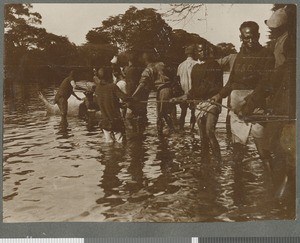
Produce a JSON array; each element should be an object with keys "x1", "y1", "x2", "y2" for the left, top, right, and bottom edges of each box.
[
  {"x1": 96, "y1": 145, "x2": 125, "y2": 207},
  {"x1": 2, "y1": 79, "x2": 296, "y2": 222}
]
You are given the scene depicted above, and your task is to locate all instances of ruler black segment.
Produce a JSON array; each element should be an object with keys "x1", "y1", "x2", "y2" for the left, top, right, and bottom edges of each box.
[{"x1": 198, "y1": 238, "x2": 300, "y2": 243}]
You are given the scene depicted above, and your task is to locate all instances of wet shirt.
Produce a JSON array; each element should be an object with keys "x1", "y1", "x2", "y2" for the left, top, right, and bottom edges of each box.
[
  {"x1": 274, "y1": 31, "x2": 288, "y2": 68},
  {"x1": 177, "y1": 57, "x2": 199, "y2": 94},
  {"x1": 251, "y1": 35, "x2": 296, "y2": 117},
  {"x1": 154, "y1": 62, "x2": 173, "y2": 91},
  {"x1": 132, "y1": 63, "x2": 158, "y2": 101},
  {"x1": 116, "y1": 80, "x2": 127, "y2": 94},
  {"x1": 95, "y1": 81, "x2": 128, "y2": 131},
  {"x1": 124, "y1": 65, "x2": 143, "y2": 96},
  {"x1": 188, "y1": 59, "x2": 223, "y2": 101},
  {"x1": 139, "y1": 63, "x2": 158, "y2": 91},
  {"x1": 217, "y1": 53, "x2": 237, "y2": 73},
  {"x1": 219, "y1": 46, "x2": 274, "y2": 98}
]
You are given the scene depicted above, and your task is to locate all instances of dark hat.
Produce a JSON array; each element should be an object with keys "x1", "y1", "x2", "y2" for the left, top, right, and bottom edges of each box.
[{"x1": 265, "y1": 7, "x2": 288, "y2": 28}]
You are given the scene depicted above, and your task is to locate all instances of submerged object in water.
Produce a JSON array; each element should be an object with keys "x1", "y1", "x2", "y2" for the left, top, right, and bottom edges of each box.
[{"x1": 38, "y1": 91, "x2": 85, "y2": 116}]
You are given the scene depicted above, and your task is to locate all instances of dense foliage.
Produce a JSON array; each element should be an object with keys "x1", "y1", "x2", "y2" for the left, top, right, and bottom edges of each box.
[
  {"x1": 5, "y1": 4, "x2": 236, "y2": 82},
  {"x1": 4, "y1": 4, "x2": 79, "y2": 82}
]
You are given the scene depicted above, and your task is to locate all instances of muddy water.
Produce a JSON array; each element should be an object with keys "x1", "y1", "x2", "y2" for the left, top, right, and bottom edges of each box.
[{"x1": 3, "y1": 76, "x2": 295, "y2": 222}]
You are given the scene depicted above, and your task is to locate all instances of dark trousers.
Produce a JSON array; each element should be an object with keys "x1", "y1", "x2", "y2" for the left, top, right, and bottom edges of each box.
[
  {"x1": 197, "y1": 106, "x2": 221, "y2": 161},
  {"x1": 156, "y1": 87, "x2": 174, "y2": 133},
  {"x1": 55, "y1": 96, "x2": 68, "y2": 118},
  {"x1": 264, "y1": 122, "x2": 295, "y2": 190},
  {"x1": 130, "y1": 90, "x2": 150, "y2": 122}
]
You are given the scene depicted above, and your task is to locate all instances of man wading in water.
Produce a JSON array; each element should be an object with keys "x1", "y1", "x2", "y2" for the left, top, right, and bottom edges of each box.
[
  {"x1": 54, "y1": 71, "x2": 82, "y2": 124},
  {"x1": 172, "y1": 43, "x2": 223, "y2": 162},
  {"x1": 94, "y1": 66, "x2": 130, "y2": 143},
  {"x1": 131, "y1": 51, "x2": 158, "y2": 126},
  {"x1": 240, "y1": 6, "x2": 296, "y2": 198},
  {"x1": 211, "y1": 21, "x2": 274, "y2": 165},
  {"x1": 176, "y1": 44, "x2": 199, "y2": 131}
]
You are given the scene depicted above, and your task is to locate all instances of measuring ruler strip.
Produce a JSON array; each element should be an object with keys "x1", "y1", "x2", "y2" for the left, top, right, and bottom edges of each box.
[{"x1": 1, "y1": 238, "x2": 300, "y2": 243}]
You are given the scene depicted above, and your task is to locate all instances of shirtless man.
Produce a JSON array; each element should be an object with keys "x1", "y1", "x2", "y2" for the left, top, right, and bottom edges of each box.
[{"x1": 54, "y1": 71, "x2": 82, "y2": 122}]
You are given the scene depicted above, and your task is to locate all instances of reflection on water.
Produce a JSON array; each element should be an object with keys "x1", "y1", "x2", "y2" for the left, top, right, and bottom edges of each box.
[{"x1": 3, "y1": 79, "x2": 295, "y2": 222}]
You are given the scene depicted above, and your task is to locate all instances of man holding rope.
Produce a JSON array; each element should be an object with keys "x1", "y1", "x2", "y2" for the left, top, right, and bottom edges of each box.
[
  {"x1": 240, "y1": 7, "x2": 296, "y2": 198},
  {"x1": 211, "y1": 21, "x2": 275, "y2": 164},
  {"x1": 54, "y1": 70, "x2": 82, "y2": 124},
  {"x1": 172, "y1": 43, "x2": 223, "y2": 162},
  {"x1": 131, "y1": 51, "x2": 158, "y2": 125},
  {"x1": 176, "y1": 44, "x2": 199, "y2": 131}
]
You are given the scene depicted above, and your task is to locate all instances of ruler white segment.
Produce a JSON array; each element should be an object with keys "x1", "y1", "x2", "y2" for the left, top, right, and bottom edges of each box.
[
  {"x1": 0, "y1": 239, "x2": 84, "y2": 243},
  {"x1": 192, "y1": 237, "x2": 198, "y2": 243}
]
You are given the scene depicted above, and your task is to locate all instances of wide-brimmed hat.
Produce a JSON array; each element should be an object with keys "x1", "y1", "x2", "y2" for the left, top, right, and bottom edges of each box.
[{"x1": 265, "y1": 7, "x2": 288, "y2": 28}]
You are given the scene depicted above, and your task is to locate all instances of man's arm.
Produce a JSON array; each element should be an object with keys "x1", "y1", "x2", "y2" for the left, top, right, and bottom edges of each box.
[
  {"x1": 71, "y1": 91, "x2": 82, "y2": 101},
  {"x1": 217, "y1": 55, "x2": 231, "y2": 68},
  {"x1": 93, "y1": 76, "x2": 101, "y2": 85},
  {"x1": 69, "y1": 80, "x2": 82, "y2": 100},
  {"x1": 205, "y1": 61, "x2": 223, "y2": 98},
  {"x1": 240, "y1": 51, "x2": 275, "y2": 115},
  {"x1": 210, "y1": 71, "x2": 233, "y2": 102},
  {"x1": 114, "y1": 84, "x2": 129, "y2": 101},
  {"x1": 132, "y1": 67, "x2": 152, "y2": 98}
]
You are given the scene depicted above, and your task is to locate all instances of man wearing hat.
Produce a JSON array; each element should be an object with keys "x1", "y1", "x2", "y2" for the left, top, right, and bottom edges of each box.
[
  {"x1": 176, "y1": 44, "x2": 199, "y2": 130},
  {"x1": 241, "y1": 6, "x2": 296, "y2": 122},
  {"x1": 265, "y1": 6, "x2": 289, "y2": 68},
  {"x1": 240, "y1": 5, "x2": 296, "y2": 198}
]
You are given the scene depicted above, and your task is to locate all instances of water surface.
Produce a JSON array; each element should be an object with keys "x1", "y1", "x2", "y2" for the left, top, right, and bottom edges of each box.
[{"x1": 3, "y1": 77, "x2": 295, "y2": 222}]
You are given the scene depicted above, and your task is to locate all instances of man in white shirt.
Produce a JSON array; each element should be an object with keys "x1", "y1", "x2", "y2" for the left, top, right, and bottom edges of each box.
[{"x1": 177, "y1": 44, "x2": 199, "y2": 130}]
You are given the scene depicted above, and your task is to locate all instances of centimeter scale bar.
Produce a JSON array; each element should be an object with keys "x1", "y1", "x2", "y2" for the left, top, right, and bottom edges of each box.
[{"x1": 1, "y1": 238, "x2": 300, "y2": 243}]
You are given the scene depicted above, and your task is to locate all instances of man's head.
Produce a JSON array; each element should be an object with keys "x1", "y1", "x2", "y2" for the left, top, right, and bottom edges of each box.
[
  {"x1": 69, "y1": 70, "x2": 77, "y2": 87},
  {"x1": 142, "y1": 51, "x2": 156, "y2": 65},
  {"x1": 127, "y1": 51, "x2": 139, "y2": 66},
  {"x1": 196, "y1": 43, "x2": 206, "y2": 61},
  {"x1": 265, "y1": 7, "x2": 288, "y2": 38},
  {"x1": 184, "y1": 44, "x2": 198, "y2": 60},
  {"x1": 155, "y1": 62, "x2": 166, "y2": 74},
  {"x1": 239, "y1": 21, "x2": 260, "y2": 51},
  {"x1": 97, "y1": 66, "x2": 113, "y2": 83},
  {"x1": 265, "y1": 7, "x2": 287, "y2": 29}
]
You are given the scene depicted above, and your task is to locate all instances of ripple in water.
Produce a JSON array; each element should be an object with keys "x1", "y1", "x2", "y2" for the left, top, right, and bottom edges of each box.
[{"x1": 2, "y1": 79, "x2": 295, "y2": 222}]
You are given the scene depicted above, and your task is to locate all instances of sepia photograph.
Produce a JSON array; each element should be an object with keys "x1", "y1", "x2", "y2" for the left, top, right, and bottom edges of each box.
[{"x1": 3, "y1": 3, "x2": 296, "y2": 222}]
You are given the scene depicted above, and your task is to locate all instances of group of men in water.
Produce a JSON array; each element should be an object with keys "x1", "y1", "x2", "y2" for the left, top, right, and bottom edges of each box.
[{"x1": 55, "y1": 6, "x2": 296, "y2": 197}]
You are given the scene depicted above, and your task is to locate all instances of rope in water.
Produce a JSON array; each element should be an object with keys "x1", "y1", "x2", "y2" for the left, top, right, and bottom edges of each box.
[
  {"x1": 77, "y1": 90, "x2": 293, "y2": 123},
  {"x1": 137, "y1": 99, "x2": 292, "y2": 121}
]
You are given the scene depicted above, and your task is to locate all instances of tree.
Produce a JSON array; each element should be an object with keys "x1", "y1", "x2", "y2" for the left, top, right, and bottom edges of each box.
[
  {"x1": 85, "y1": 30, "x2": 111, "y2": 45},
  {"x1": 164, "y1": 29, "x2": 201, "y2": 66},
  {"x1": 4, "y1": 4, "x2": 79, "y2": 81},
  {"x1": 216, "y1": 42, "x2": 237, "y2": 57},
  {"x1": 164, "y1": 4, "x2": 204, "y2": 22},
  {"x1": 164, "y1": 29, "x2": 223, "y2": 67},
  {"x1": 77, "y1": 43, "x2": 117, "y2": 68},
  {"x1": 4, "y1": 4, "x2": 41, "y2": 30},
  {"x1": 86, "y1": 7, "x2": 173, "y2": 59},
  {"x1": 4, "y1": 4, "x2": 43, "y2": 51},
  {"x1": 4, "y1": 4, "x2": 41, "y2": 69}
]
